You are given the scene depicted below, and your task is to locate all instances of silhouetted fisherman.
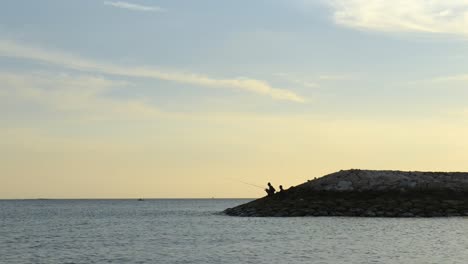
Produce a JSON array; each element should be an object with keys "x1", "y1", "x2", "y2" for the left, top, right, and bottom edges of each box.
[
  {"x1": 265, "y1": 182, "x2": 276, "y2": 196},
  {"x1": 279, "y1": 185, "x2": 284, "y2": 192}
]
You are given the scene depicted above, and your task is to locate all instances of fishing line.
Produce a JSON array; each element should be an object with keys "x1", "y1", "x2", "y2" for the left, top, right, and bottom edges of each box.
[{"x1": 226, "y1": 178, "x2": 265, "y2": 190}]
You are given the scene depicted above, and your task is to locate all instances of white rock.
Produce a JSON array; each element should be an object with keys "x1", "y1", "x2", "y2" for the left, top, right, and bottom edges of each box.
[{"x1": 336, "y1": 180, "x2": 353, "y2": 191}]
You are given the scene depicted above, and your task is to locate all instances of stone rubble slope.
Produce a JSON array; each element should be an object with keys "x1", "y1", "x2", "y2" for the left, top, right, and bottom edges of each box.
[
  {"x1": 224, "y1": 169, "x2": 468, "y2": 217},
  {"x1": 299, "y1": 169, "x2": 468, "y2": 192}
]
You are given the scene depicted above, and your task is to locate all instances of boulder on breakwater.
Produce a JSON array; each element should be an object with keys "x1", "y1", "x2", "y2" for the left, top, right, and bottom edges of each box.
[{"x1": 224, "y1": 169, "x2": 468, "y2": 217}]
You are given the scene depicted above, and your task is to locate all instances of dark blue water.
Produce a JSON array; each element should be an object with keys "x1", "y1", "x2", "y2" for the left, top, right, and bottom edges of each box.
[{"x1": 1, "y1": 199, "x2": 468, "y2": 264}]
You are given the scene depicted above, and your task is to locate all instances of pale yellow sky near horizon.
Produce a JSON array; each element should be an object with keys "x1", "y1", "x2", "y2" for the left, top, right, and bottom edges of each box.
[{"x1": 3, "y1": 114, "x2": 468, "y2": 199}]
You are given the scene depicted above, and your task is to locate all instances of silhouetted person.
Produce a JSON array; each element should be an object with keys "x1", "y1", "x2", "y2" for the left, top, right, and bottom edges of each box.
[
  {"x1": 279, "y1": 185, "x2": 284, "y2": 192},
  {"x1": 265, "y1": 182, "x2": 276, "y2": 196}
]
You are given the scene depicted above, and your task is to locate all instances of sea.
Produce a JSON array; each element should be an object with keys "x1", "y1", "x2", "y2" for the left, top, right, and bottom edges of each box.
[{"x1": 1, "y1": 199, "x2": 468, "y2": 264}]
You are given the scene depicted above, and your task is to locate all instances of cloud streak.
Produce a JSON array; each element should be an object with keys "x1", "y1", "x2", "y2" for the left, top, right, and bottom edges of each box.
[
  {"x1": 326, "y1": 0, "x2": 468, "y2": 36},
  {"x1": 104, "y1": 1, "x2": 166, "y2": 12},
  {"x1": 274, "y1": 73, "x2": 319, "y2": 88},
  {"x1": 431, "y1": 74, "x2": 468, "y2": 82},
  {"x1": 0, "y1": 72, "x2": 162, "y2": 121},
  {"x1": 0, "y1": 39, "x2": 304, "y2": 103}
]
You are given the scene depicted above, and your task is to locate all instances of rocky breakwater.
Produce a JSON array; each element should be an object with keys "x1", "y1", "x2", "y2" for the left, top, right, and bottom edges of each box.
[{"x1": 224, "y1": 169, "x2": 468, "y2": 217}]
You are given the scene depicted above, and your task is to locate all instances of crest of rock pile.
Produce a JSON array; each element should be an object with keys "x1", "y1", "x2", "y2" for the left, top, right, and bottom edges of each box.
[
  {"x1": 224, "y1": 169, "x2": 468, "y2": 217},
  {"x1": 300, "y1": 169, "x2": 468, "y2": 192}
]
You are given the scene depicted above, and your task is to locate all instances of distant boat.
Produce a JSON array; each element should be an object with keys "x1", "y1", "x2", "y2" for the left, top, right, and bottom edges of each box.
[{"x1": 137, "y1": 198, "x2": 144, "y2": 201}]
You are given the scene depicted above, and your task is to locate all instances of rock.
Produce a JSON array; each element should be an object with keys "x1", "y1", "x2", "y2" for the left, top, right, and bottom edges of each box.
[
  {"x1": 336, "y1": 180, "x2": 353, "y2": 191},
  {"x1": 400, "y1": 180, "x2": 417, "y2": 188},
  {"x1": 401, "y1": 212, "x2": 414, "y2": 217},
  {"x1": 224, "y1": 169, "x2": 468, "y2": 218},
  {"x1": 364, "y1": 210, "x2": 376, "y2": 217}
]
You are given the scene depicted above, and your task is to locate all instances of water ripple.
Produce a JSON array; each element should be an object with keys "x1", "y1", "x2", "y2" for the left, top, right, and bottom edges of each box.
[{"x1": 1, "y1": 199, "x2": 468, "y2": 263}]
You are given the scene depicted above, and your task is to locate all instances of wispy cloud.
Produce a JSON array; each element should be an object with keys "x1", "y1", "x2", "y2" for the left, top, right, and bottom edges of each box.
[
  {"x1": 430, "y1": 74, "x2": 468, "y2": 82},
  {"x1": 326, "y1": 0, "x2": 468, "y2": 36},
  {"x1": 274, "y1": 73, "x2": 319, "y2": 88},
  {"x1": 104, "y1": 1, "x2": 166, "y2": 12},
  {"x1": 274, "y1": 72, "x2": 358, "y2": 88},
  {"x1": 0, "y1": 39, "x2": 304, "y2": 103},
  {"x1": 0, "y1": 72, "x2": 162, "y2": 121}
]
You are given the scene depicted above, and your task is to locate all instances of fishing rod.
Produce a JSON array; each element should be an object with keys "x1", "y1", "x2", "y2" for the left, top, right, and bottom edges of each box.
[{"x1": 227, "y1": 178, "x2": 265, "y2": 190}]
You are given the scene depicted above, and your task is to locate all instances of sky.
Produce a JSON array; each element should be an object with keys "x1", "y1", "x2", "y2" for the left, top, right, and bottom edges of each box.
[{"x1": 3, "y1": 0, "x2": 468, "y2": 198}]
